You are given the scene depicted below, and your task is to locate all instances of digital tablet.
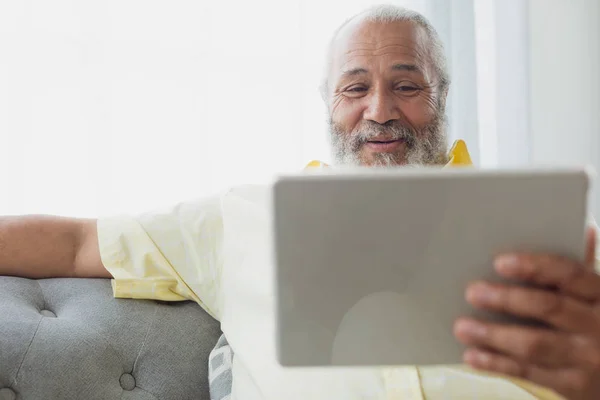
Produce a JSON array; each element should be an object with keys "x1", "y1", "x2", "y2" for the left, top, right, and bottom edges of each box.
[{"x1": 272, "y1": 167, "x2": 591, "y2": 367}]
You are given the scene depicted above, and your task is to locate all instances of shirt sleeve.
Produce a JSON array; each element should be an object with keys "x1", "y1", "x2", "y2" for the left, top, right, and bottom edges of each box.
[{"x1": 97, "y1": 195, "x2": 224, "y2": 320}]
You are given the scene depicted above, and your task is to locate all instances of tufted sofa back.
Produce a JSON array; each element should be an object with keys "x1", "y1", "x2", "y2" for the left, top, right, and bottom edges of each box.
[{"x1": 0, "y1": 277, "x2": 221, "y2": 400}]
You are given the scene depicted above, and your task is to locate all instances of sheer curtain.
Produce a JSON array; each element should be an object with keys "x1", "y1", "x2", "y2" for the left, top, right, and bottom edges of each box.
[
  {"x1": 528, "y1": 0, "x2": 600, "y2": 216},
  {"x1": 0, "y1": 0, "x2": 597, "y2": 217}
]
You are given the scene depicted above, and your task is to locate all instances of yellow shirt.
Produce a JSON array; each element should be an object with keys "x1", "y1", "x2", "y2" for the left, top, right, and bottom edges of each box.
[{"x1": 98, "y1": 140, "x2": 567, "y2": 400}]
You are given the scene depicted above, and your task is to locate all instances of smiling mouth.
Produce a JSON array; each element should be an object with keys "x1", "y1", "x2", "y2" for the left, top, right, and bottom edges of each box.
[
  {"x1": 367, "y1": 136, "x2": 406, "y2": 143},
  {"x1": 368, "y1": 139, "x2": 402, "y2": 144},
  {"x1": 365, "y1": 139, "x2": 405, "y2": 153}
]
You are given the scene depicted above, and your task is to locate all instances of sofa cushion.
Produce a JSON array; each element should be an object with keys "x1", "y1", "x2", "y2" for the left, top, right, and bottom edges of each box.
[{"x1": 0, "y1": 277, "x2": 220, "y2": 400}]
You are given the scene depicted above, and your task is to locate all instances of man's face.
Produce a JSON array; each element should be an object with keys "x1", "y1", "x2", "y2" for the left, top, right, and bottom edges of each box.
[{"x1": 328, "y1": 19, "x2": 447, "y2": 166}]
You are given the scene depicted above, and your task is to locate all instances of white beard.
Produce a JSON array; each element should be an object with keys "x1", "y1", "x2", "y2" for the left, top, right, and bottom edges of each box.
[{"x1": 329, "y1": 113, "x2": 448, "y2": 167}]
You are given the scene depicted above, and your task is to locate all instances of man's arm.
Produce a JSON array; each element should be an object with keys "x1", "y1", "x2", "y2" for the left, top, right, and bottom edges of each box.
[{"x1": 0, "y1": 215, "x2": 111, "y2": 278}]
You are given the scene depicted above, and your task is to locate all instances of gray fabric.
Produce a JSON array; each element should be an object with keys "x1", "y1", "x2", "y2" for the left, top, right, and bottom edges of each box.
[
  {"x1": 0, "y1": 277, "x2": 221, "y2": 400},
  {"x1": 208, "y1": 334, "x2": 234, "y2": 400}
]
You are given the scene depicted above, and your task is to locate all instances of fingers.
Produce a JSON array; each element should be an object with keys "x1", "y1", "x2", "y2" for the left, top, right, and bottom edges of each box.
[
  {"x1": 466, "y1": 281, "x2": 600, "y2": 333},
  {"x1": 463, "y1": 347, "x2": 593, "y2": 400},
  {"x1": 459, "y1": 227, "x2": 600, "y2": 399},
  {"x1": 494, "y1": 251, "x2": 600, "y2": 303},
  {"x1": 454, "y1": 318, "x2": 600, "y2": 369},
  {"x1": 464, "y1": 347, "x2": 528, "y2": 377}
]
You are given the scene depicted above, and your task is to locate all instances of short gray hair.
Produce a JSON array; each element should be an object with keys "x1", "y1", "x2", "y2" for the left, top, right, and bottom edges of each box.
[{"x1": 321, "y1": 4, "x2": 450, "y2": 102}]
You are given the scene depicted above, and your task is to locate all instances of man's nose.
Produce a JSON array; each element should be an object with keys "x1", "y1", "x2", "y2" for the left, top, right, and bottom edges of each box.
[{"x1": 363, "y1": 89, "x2": 401, "y2": 125}]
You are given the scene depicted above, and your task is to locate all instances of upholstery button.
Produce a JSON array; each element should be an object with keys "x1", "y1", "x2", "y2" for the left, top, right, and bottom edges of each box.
[
  {"x1": 119, "y1": 373, "x2": 136, "y2": 391},
  {"x1": 40, "y1": 309, "x2": 56, "y2": 318},
  {"x1": 0, "y1": 388, "x2": 16, "y2": 400}
]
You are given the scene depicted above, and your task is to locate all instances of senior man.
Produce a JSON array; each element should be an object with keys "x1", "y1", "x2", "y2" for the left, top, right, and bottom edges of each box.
[{"x1": 1, "y1": 5, "x2": 600, "y2": 400}]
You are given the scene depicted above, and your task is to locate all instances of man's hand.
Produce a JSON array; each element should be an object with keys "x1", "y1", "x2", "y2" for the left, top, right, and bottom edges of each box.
[{"x1": 454, "y1": 227, "x2": 600, "y2": 400}]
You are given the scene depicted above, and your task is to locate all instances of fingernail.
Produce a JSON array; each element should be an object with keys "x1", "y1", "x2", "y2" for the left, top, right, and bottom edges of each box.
[
  {"x1": 495, "y1": 254, "x2": 519, "y2": 273},
  {"x1": 467, "y1": 283, "x2": 500, "y2": 304},
  {"x1": 456, "y1": 320, "x2": 487, "y2": 338}
]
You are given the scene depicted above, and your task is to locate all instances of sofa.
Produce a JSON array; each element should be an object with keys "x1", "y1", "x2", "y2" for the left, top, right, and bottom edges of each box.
[{"x1": 0, "y1": 277, "x2": 221, "y2": 400}]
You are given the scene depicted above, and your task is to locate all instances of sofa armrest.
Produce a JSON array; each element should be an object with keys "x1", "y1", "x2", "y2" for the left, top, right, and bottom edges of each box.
[{"x1": 0, "y1": 277, "x2": 220, "y2": 400}]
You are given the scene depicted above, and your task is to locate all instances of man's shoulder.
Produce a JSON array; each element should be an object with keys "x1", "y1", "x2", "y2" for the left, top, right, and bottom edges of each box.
[
  {"x1": 224, "y1": 182, "x2": 270, "y2": 196},
  {"x1": 222, "y1": 183, "x2": 271, "y2": 211}
]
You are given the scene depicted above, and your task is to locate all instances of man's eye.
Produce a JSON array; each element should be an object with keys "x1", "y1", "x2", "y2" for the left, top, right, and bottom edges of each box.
[
  {"x1": 394, "y1": 81, "x2": 422, "y2": 94},
  {"x1": 396, "y1": 85, "x2": 420, "y2": 92},
  {"x1": 346, "y1": 86, "x2": 368, "y2": 93}
]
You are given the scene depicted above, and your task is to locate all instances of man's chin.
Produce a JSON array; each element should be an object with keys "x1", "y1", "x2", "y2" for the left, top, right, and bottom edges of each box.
[{"x1": 359, "y1": 151, "x2": 407, "y2": 167}]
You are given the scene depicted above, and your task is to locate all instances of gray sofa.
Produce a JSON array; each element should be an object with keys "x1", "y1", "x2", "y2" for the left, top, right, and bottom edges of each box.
[{"x1": 0, "y1": 277, "x2": 221, "y2": 400}]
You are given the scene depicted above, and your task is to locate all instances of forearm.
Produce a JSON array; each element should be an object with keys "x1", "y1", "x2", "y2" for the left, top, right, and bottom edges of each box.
[{"x1": 0, "y1": 215, "x2": 90, "y2": 278}]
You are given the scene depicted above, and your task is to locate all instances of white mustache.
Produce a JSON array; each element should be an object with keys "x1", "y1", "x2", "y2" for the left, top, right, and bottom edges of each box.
[{"x1": 352, "y1": 123, "x2": 416, "y2": 149}]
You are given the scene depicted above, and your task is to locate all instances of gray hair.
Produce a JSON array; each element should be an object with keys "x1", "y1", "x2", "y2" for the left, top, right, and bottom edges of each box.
[{"x1": 321, "y1": 4, "x2": 450, "y2": 102}]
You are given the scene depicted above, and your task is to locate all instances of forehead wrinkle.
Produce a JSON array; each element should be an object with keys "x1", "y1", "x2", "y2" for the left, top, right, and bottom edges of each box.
[
  {"x1": 344, "y1": 38, "x2": 421, "y2": 51},
  {"x1": 344, "y1": 29, "x2": 423, "y2": 49},
  {"x1": 346, "y1": 35, "x2": 420, "y2": 45},
  {"x1": 339, "y1": 54, "x2": 424, "y2": 75},
  {"x1": 340, "y1": 39, "x2": 427, "y2": 66},
  {"x1": 346, "y1": 49, "x2": 426, "y2": 71},
  {"x1": 344, "y1": 43, "x2": 420, "y2": 56},
  {"x1": 339, "y1": 49, "x2": 425, "y2": 72}
]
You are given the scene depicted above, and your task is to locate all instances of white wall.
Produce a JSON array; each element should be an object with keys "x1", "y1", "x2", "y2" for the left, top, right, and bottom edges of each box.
[
  {"x1": 1, "y1": 0, "x2": 597, "y2": 217},
  {"x1": 0, "y1": 0, "x2": 306, "y2": 216},
  {"x1": 529, "y1": 0, "x2": 600, "y2": 216}
]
